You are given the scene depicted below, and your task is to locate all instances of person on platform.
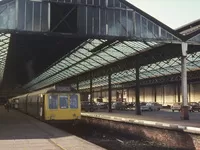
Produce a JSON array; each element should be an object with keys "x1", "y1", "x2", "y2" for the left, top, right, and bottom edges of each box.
[{"x1": 4, "y1": 102, "x2": 10, "y2": 112}]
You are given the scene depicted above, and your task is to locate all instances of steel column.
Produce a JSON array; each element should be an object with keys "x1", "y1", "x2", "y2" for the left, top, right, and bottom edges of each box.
[
  {"x1": 154, "y1": 86, "x2": 157, "y2": 102},
  {"x1": 100, "y1": 86, "x2": 103, "y2": 98},
  {"x1": 135, "y1": 60, "x2": 141, "y2": 115},
  {"x1": 163, "y1": 85, "x2": 165, "y2": 105},
  {"x1": 127, "y1": 88, "x2": 129, "y2": 102},
  {"x1": 181, "y1": 56, "x2": 188, "y2": 106},
  {"x1": 181, "y1": 43, "x2": 189, "y2": 120},
  {"x1": 188, "y1": 82, "x2": 191, "y2": 103},
  {"x1": 121, "y1": 87, "x2": 124, "y2": 102},
  {"x1": 77, "y1": 81, "x2": 79, "y2": 91},
  {"x1": 177, "y1": 83, "x2": 181, "y2": 102},
  {"x1": 90, "y1": 74, "x2": 93, "y2": 103},
  {"x1": 108, "y1": 74, "x2": 112, "y2": 112}
]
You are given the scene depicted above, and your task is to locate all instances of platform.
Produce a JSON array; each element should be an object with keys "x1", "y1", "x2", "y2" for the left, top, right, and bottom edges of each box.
[
  {"x1": 0, "y1": 106, "x2": 105, "y2": 150},
  {"x1": 82, "y1": 109, "x2": 200, "y2": 133}
]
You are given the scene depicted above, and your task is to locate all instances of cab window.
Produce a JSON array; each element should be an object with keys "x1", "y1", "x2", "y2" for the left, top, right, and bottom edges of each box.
[
  {"x1": 70, "y1": 94, "x2": 78, "y2": 109},
  {"x1": 49, "y1": 95, "x2": 58, "y2": 109},
  {"x1": 60, "y1": 96, "x2": 68, "y2": 109}
]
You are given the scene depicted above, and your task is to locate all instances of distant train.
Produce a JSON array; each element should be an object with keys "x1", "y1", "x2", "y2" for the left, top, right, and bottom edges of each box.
[{"x1": 9, "y1": 86, "x2": 81, "y2": 123}]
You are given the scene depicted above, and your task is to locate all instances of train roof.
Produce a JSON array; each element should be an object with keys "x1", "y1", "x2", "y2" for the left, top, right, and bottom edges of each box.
[
  {"x1": 9, "y1": 94, "x2": 28, "y2": 100},
  {"x1": 11, "y1": 85, "x2": 77, "y2": 99}
]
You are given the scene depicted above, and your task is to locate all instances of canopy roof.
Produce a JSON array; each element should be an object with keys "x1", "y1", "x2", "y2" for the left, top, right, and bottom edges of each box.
[
  {"x1": 0, "y1": 33, "x2": 10, "y2": 84},
  {"x1": 23, "y1": 39, "x2": 161, "y2": 90},
  {"x1": 1, "y1": 0, "x2": 200, "y2": 93},
  {"x1": 77, "y1": 51, "x2": 200, "y2": 90}
]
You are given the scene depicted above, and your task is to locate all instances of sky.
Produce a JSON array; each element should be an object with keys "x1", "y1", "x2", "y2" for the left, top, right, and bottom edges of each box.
[{"x1": 126, "y1": 0, "x2": 200, "y2": 29}]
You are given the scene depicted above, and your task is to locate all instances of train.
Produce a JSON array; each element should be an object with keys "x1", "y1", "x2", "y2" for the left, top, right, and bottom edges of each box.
[{"x1": 9, "y1": 86, "x2": 81, "y2": 123}]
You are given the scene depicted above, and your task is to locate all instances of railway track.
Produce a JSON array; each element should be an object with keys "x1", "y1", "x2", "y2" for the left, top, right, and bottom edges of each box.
[{"x1": 51, "y1": 122, "x2": 188, "y2": 150}]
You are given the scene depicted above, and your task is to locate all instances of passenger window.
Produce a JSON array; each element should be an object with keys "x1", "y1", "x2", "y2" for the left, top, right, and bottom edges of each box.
[
  {"x1": 60, "y1": 96, "x2": 68, "y2": 109},
  {"x1": 70, "y1": 94, "x2": 78, "y2": 109},
  {"x1": 49, "y1": 95, "x2": 58, "y2": 109}
]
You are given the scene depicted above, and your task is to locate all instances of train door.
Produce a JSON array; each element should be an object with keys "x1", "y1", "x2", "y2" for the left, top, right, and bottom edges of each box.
[
  {"x1": 37, "y1": 96, "x2": 39, "y2": 118},
  {"x1": 14, "y1": 99, "x2": 19, "y2": 109},
  {"x1": 25, "y1": 95, "x2": 28, "y2": 113},
  {"x1": 39, "y1": 94, "x2": 45, "y2": 121}
]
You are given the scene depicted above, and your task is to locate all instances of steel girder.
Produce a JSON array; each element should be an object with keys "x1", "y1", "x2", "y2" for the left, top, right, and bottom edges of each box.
[
  {"x1": 75, "y1": 49, "x2": 200, "y2": 91},
  {"x1": 0, "y1": 33, "x2": 10, "y2": 84},
  {"x1": 24, "y1": 39, "x2": 162, "y2": 91},
  {"x1": 64, "y1": 44, "x2": 199, "y2": 84}
]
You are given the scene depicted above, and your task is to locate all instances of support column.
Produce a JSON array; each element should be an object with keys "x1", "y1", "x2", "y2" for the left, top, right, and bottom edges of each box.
[
  {"x1": 181, "y1": 42, "x2": 189, "y2": 120},
  {"x1": 174, "y1": 84, "x2": 176, "y2": 103},
  {"x1": 162, "y1": 85, "x2": 165, "y2": 105},
  {"x1": 116, "y1": 91, "x2": 119, "y2": 101},
  {"x1": 127, "y1": 88, "x2": 129, "y2": 102},
  {"x1": 100, "y1": 86, "x2": 103, "y2": 98},
  {"x1": 177, "y1": 83, "x2": 181, "y2": 102},
  {"x1": 90, "y1": 74, "x2": 93, "y2": 103},
  {"x1": 135, "y1": 60, "x2": 141, "y2": 115},
  {"x1": 77, "y1": 80, "x2": 79, "y2": 91},
  {"x1": 154, "y1": 86, "x2": 157, "y2": 102},
  {"x1": 108, "y1": 74, "x2": 112, "y2": 112},
  {"x1": 121, "y1": 87, "x2": 124, "y2": 102}
]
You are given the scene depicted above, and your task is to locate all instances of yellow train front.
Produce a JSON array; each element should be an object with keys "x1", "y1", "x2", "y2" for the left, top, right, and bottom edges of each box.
[{"x1": 10, "y1": 86, "x2": 81, "y2": 123}]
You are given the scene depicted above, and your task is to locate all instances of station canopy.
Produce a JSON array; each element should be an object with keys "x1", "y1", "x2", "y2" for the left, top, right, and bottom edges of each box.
[
  {"x1": 1, "y1": 0, "x2": 197, "y2": 91},
  {"x1": 24, "y1": 39, "x2": 163, "y2": 90},
  {"x1": 76, "y1": 51, "x2": 200, "y2": 90},
  {"x1": 24, "y1": 36, "x2": 200, "y2": 91}
]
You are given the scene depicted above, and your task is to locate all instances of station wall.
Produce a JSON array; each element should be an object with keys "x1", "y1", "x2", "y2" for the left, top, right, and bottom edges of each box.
[{"x1": 91, "y1": 82, "x2": 200, "y2": 106}]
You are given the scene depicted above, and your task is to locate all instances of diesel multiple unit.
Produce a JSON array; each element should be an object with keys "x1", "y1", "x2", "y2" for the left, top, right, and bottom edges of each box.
[{"x1": 9, "y1": 86, "x2": 81, "y2": 123}]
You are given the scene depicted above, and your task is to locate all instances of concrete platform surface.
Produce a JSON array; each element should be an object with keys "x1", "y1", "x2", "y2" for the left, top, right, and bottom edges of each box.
[
  {"x1": 0, "y1": 106, "x2": 105, "y2": 150},
  {"x1": 82, "y1": 109, "x2": 200, "y2": 133}
]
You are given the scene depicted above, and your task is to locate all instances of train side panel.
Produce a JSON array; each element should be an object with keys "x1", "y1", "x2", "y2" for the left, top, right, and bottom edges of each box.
[
  {"x1": 27, "y1": 94, "x2": 39, "y2": 118},
  {"x1": 18, "y1": 96, "x2": 27, "y2": 113}
]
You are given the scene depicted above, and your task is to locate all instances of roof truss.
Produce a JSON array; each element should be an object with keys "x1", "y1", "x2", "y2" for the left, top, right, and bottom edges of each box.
[
  {"x1": 0, "y1": 33, "x2": 10, "y2": 84},
  {"x1": 77, "y1": 51, "x2": 200, "y2": 90},
  {"x1": 24, "y1": 39, "x2": 162, "y2": 90}
]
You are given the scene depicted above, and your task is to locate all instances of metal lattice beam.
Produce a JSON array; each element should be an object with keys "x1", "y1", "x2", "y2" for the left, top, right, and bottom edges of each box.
[
  {"x1": 24, "y1": 39, "x2": 161, "y2": 91},
  {"x1": 0, "y1": 33, "x2": 10, "y2": 84},
  {"x1": 76, "y1": 50, "x2": 200, "y2": 91}
]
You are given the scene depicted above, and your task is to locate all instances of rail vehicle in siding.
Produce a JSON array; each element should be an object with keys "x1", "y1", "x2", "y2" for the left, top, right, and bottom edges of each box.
[{"x1": 9, "y1": 86, "x2": 81, "y2": 123}]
